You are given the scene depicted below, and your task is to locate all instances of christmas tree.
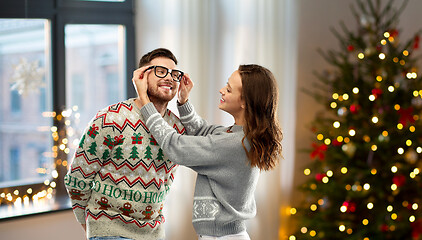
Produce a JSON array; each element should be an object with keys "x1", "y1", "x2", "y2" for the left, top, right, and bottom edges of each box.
[
  {"x1": 130, "y1": 146, "x2": 139, "y2": 160},
  {"x1": 290, "y1": 0, "x2": 422, "y2": 239},
  {"x1": 87, "y1": 142, "x2": 97, "y2": 156},
  {"x1": 156, "y1": 148, "x2": 164, "y2": 161},
  {"x1": 113, "y1": 146, "x2": 124, "y2": 160},
  {"x1": 144, "y1": 145, "x2": 153, "y2": 160}
]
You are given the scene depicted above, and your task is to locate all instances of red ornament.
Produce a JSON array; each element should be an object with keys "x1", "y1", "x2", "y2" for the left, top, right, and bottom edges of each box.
[
  {"x1": 413, "y1": 35, "x2": 420, "y2": 49},
  {"x1": 371, "y1": 88, "x2": 383, "y2": 98},
  {"x1": 347, "y1": 45, "x2": 355, "y2": 51},
  {"x1": 332, "y1": 139, "x2": 343, "y2": 147},
  {"x1": 342, "y1": 201, "x2": 357, "y2": 212},
  {"x1": 392, "y1": 174, "x2": 406, "y2": 187},
  {"x1": 411, "y1": 219, "x2": 422, "y2": 239},
  {"x1": 350, "y1": 104, "x2": 360, "y2": 114},
  {"x1": 310, "y1": 143, "x2": 328, "y2": 161},
  {"x1": 315, "y1": 173, "x2": 326, "y2": 182},
  {"x1": 389, "y1": 29, "x2": 399, "y2": 38},
  {"x1": 380, "y1": 223, "x2": 389, "y2": 232},
  {"x1": 397, "y1": 107, "x2": 415, "y2": 126}
]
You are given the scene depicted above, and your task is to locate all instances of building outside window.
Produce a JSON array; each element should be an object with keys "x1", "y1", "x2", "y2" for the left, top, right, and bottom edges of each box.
[{"x1": 0, "y1": 0, "x2": 134, "y2": 219}]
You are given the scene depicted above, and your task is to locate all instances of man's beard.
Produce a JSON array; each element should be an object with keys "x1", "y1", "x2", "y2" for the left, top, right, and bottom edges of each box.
[{"x1": 147, "y1": 88, "x2": 174, "y2": 105}]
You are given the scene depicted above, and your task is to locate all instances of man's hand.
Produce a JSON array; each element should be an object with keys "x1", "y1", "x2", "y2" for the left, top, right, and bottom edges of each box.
[
  {"x1": 132, "y1": 66, "x2": 152, "y2": 106},
  {"x1": 178, "y1": 73, "x2": 194, "y2": 105}
]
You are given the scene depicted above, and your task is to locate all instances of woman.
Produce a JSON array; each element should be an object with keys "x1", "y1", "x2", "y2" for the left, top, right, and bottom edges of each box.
[{"x1": 133, "y1": 64, "x2": 283, "y2": 239}]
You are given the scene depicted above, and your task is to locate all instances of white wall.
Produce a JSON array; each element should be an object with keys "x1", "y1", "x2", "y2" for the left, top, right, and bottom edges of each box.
[{"x1": 2, "y1": 1, "x2": 422, "y2": 240}]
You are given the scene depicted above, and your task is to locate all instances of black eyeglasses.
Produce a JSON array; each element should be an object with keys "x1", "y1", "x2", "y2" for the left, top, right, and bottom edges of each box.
[{"x1": 146, "y1": 65, "x2": 184, "y2": 82}]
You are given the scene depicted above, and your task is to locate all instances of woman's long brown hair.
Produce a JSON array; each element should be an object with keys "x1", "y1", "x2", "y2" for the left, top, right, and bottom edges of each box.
[{"x1": 238, "y1": 64, "x2": 283, "y2": 171}]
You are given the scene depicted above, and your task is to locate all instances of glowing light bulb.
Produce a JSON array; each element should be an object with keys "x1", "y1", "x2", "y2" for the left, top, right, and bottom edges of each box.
[
  {"x1": 391, "y1": 184, "x2": 398, "y2": 191},
  {"x1": 363, "y1": 183, "x2": 370, "y2": 190},
  {"x1": 352, "y1": 87, "x2": 359, "y2": 94},
  {"x1": 410, "y1": 216, "x2": 416, "y2": 222},
  {"x1": 333, "y1": 121, "x2": 340, "y2": 128},
  {"x1": 372, "y1": 116, "x2": 379, "y2": 123},
  {"x1": 391, "y1": 166, "x2": 398, "y2": 173},
  {"x1": 343, "y1": 94, "x2": 349, "y2": 100},
  {"x1": 371, "y1": 145, "x2": 377, "y2": 151},
  {"x1": 332, "y1": 93, "x2": 339, "y2": 99}
]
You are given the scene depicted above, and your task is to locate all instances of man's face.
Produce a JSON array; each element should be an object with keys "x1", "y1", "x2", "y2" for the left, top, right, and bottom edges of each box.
[{"x1": 147, "y1": 57, "x2": 179, "y2": 103}]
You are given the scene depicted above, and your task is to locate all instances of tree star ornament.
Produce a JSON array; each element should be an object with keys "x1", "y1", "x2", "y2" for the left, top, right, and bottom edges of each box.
[{"x1": 10, "y1": 58, "x2": 45, "y2": 96}]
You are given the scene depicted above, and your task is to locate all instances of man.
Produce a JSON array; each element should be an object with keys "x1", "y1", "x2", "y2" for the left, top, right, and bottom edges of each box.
[{"x1": 65, "y1": 48, "x2": 185, "y2": 240}]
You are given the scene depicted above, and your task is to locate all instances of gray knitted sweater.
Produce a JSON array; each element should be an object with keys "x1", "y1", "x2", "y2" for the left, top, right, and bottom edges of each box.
[{"x1": 141, "y1": 101, "x2": 259, "y2": 237}]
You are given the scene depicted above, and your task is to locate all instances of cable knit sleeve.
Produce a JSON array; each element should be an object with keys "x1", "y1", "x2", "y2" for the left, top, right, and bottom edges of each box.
[
  {"x1": 177, "y1": 101, "x2": 225, "y2": 136},
  {"x1": 141, "y1": 103, "x2": 245, "y2": 173}
]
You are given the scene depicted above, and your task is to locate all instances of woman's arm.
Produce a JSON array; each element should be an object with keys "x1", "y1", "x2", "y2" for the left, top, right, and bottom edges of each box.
[
  {"x1": 177, "y1": 101, "x2": 225, "y2": 136},
  {"x1": 141, "y1": 102, "x2": 241, "y2": 172}
]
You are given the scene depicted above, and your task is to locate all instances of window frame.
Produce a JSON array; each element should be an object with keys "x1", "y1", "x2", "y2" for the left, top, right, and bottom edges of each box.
[{"x1": 0, "y1": 0, "x2": 136, "y2": 220}]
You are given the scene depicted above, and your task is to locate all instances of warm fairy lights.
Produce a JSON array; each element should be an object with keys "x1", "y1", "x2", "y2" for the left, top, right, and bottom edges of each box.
[{"x1": 0, "y1": 106, "x2": 80, "y2": 211}]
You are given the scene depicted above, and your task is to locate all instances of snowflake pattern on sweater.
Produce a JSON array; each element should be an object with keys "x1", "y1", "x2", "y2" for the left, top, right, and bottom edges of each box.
[{"x1": 64, "y1": 98, "x2": 185, "y2": 240}]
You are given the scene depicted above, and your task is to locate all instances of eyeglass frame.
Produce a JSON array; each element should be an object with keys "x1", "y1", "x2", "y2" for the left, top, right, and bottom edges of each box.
[{"x1": 145, "y1": 65, "x2": 184, "y2": 82}]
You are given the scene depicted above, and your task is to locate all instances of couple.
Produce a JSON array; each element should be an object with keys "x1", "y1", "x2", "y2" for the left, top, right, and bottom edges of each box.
[{"x1": 65, "y1": 48, "x2": 283, "y2": 240}]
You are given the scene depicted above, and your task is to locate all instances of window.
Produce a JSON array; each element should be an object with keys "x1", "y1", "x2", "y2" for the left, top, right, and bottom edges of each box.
[
  {"x1": 10, "y1": 86, "x2": 22, "y2": 114},
  {"x1": 0, "y1": 0, "x2": 135, "y2": 219},
  {"x1": 9, "y1": 148, "x2": 20, "y2": 181},
  {"x1": 0, "y1": 18, "x2": 53, "y2": 190},
  {"x1": 65, "y1": 24, "x2": 126, "y2": 128}
]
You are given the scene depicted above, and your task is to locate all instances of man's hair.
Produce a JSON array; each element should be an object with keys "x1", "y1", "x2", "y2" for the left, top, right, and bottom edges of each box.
[{"x1": 138, "y1": 48, "x2": 178, "y2": 67}]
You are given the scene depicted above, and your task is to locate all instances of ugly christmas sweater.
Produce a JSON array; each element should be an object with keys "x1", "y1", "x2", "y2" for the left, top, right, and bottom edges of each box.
[
  {"x1": 141, "y1": 101, "x2": 260, "y2": 237},
  {"x1": 65, "y1": 98, "x2": 185, "y2": 240}
]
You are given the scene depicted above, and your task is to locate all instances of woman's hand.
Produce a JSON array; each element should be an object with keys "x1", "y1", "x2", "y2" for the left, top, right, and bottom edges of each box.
[
  {"x1": 178, "y1": 73, "x2": 194, "y2": 105},
  {"x1": 132, "y1": 66, "x2": 152, "y2": 106}
]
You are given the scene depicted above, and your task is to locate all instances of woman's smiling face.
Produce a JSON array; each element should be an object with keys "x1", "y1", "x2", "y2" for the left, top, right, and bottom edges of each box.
[{"x1": 218, "y1": 70, "x2": 245, "y2": 118}]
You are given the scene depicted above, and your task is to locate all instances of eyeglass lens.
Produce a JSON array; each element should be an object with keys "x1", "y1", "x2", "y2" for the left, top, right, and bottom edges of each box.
[{"x1": 154, "y1": 66, "x2": 183, "y2": 81}]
